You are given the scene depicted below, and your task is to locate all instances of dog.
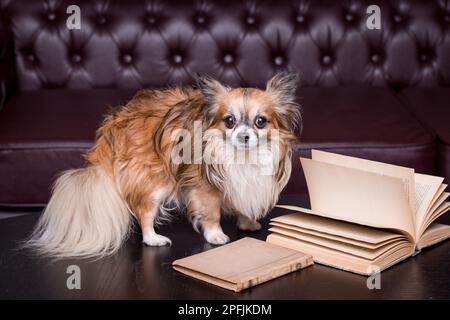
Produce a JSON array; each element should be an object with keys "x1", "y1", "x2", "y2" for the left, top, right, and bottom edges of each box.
[{"x1": 25, "y1": 73, "x2": 302, "y2": 257}]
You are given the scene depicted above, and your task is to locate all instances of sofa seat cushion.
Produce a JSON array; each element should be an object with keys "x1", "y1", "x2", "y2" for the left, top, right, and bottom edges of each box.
[
  {"x1": 285, "y1": 87, "x2": 436, "y2": 194},
  {"x1": 0, "y1": 87, "x2": 437, "y2": 205},
  {"x1": 0, "y1": 90, "x2": 134, "y2": 205},
  {"x1": 400, "y1": 88, "x2": 450, "y2": 183}
]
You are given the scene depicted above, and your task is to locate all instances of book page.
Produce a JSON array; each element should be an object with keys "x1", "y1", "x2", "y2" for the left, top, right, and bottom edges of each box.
[
  {"x1": 414, "y1": 173, "x2": 444, "y2": 236},
  {"x1": 430, "y1": 184, "x2": 447, "y2": 209},
  {"x1": 312, "y1": 150, "x2": 416, "y2": 215},
  {"x1": 268, "y1": 225, "x2": 410, "y2": 261},
  {"x1": 270, "y1": 221, "x2": 401, "y2": 249},
  {"x1": 420, "y1": 201, "x2": 450, "y2": 237},
  {"x1": 272, "y1": 210, "x2": 403, "y2": 244},
  {"x1": 428, "y1": 192, "x2": 449, "y2": 218},
  {"x1": 267, "y1": 233, "x2": 413, "y2": 275},
  {"x1": 417, "y1": 223, "x2": 450, "y2": 250},
  {"x1": 301, "y1": 158, "x2": 415, "y2": 240}
]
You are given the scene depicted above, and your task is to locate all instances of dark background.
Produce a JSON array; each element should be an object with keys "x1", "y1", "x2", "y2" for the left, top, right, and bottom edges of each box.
[
  {"x1": 0, "y1": 0, "x2": 450, "y2": 299},
  {"x1": 2, "y1": 195, "x2": 450, "y2": 299}
]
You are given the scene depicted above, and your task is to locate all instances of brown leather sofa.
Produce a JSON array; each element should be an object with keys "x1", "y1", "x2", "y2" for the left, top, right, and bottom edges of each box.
[{"x1": 0, "y1": 0, "x2": 449, "y2": 206}]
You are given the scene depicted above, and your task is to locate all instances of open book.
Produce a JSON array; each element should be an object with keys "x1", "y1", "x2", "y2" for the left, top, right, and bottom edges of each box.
[{"x1": 266, "y1": 150, "x2": 450, "y2": 275}]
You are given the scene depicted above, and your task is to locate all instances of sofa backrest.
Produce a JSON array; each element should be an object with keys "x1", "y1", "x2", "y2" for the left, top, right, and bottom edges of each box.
[{"x1": 1, "y1": 0, "x2": 450, "y2": 91}]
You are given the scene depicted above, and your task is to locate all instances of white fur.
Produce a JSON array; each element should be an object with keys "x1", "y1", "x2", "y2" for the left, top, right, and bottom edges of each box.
[
  {"x1": 203, "y1": 226, "x2": 230, "y2": 245},
  {"x1": 25, "y1": 165, "x2": 131, "y2": 257},
  {"x1": 203, "y1": 128, "x2": 292, "y2": 221},
  {"x1": 237, "y1": 215, "x2": 262, "y2": 231},
  {"x1": 151, "y1": 185, "x2": 178, "y2": 225},
  {"x1": 230, "y1": 124, "x2": 258, "y2": 149},
  {"x1": 142, "y1": 186, "x2": 174, "y2": 245},
  {"x1": 222, "y1": 144, "x2": 289, "y2": 220},
  {"x1": 223, "y1": 163, "x2": 279, "y2": 220},
  {"x1": 143, "y1": 232, "x2": 172, "y2": 246}
]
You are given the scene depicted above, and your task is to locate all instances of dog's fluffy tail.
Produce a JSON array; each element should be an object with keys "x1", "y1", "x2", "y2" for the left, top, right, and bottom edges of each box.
[{"x1": 25, "y1": 165, "x2": 131, "y2": 258}]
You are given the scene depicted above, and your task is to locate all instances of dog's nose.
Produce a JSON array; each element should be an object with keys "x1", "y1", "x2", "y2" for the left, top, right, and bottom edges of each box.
[{"x1": 237, "y1": 132, "x2": 250, "y2": 144}]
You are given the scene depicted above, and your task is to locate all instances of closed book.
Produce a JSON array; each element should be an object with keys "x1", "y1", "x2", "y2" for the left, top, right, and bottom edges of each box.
[{"x1": 173, "y1": 237, "x2": 313, "y2": 292}]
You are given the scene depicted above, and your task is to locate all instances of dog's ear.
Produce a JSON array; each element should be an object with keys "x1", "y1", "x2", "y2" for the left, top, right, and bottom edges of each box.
[
  {"x1": 195, "y1": 75, "x2": 228, "y2": 125},
  {"x1": 195, "y1": 75, "x2": 227, "y2": 105},
  {"x1": 266, "y1": 72, "x2": 299, "y2": 105},
  {"x1": 266, "y1": 72, "x2": 302, "y2": 132}
]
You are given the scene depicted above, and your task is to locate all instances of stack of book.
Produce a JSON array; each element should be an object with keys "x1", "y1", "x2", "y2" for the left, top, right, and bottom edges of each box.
[{"x1": 267, "y1": 150, "x2": 450, "y2": 275}]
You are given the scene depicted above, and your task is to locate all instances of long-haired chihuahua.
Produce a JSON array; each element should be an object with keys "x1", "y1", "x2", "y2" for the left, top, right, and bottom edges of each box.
[{"x1": 26, "y1": 73, "x2": 302, "y2": 257}]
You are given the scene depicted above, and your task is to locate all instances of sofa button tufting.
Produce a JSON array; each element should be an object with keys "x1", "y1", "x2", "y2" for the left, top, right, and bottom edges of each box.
[
  {"x1": 172, "y1": 54, "x2": 183, "y2": 65},
  {"x1": 147, "y1": 16, "x2": 156, "y2": 24},
  {"x1": 122, "y1": 54, "x2": 133, "y2": 64},
  {"x1": 445, "y1": 15, "x2": 450, "y2": 23},
  {"x1": 420, "y1": 53, "x2": 430, "y2": 63},
  {"x1": 274, "y1": 56, "x2": 284, "y2": 66},
  {"x1": 371, "y1": 53, "x2": 381, "y2": 63},
  {"x1": 223, "y1": 54, "x2": 234, "y2": 64},
  {"x1": 246, "y1": 16, "x2": 256, "y2": 25},
  {"x1": 322, "y1": 55, "x2": 332, "y2": 65},
  {"x1": 48, "y1": 13, "x2": 56, "y2": 21},
  {"x1": 394, "y1": 14, "x2": 403, "y2": 23},
  {"x1": 27, "y1": 54, "x2": 36, "y2": 62},
  {"x1": 71, "y1": 54, "x2": 82, "y2": 63},
  {"x1": 345, "y1": 13, "x2": 354, "y2": 22},
  {"x1": 296, "y1": 15, "x2": 305, "y2": 23},
  {"x1": 98, "y1": 16, "x2": 107, "y2": 25},
  {"x1": 196, "y1": 15, "x2": 206, "y2": 24}
]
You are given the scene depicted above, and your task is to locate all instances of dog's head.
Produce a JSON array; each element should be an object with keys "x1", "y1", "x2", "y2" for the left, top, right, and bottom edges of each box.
[
  {"x1": 195, "y1": 73, "x2": 301, "y2": 218},
  {"x1": 197, "y1": 73, "x2": 301, "y2": 152}
]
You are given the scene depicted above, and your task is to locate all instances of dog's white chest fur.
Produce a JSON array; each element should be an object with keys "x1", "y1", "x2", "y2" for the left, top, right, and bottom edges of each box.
[
  {"x1": 222, "y1": 163, "x2": 279, "y2": 220},
  {"x1": 204, "y1": 136, "x2": 291, "y2": 221}
]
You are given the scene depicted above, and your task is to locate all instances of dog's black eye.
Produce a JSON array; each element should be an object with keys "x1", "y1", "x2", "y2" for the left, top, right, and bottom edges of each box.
[
  {"x1": 255, "y1": 116, "x2": 267, "y2": 129},
  {"x1": 224, "y1": 115, "x2": 235, "y2": 128}
]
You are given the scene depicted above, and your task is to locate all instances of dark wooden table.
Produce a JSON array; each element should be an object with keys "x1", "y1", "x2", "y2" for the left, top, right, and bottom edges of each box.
[{"x1": 1, "y1": 195, "x2": 450, "y2": 299}]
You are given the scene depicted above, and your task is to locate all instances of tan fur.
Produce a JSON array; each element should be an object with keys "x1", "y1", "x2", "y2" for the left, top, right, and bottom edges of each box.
[{"x1": 25, "y1": 74, "x2": 301, "y2": 257}]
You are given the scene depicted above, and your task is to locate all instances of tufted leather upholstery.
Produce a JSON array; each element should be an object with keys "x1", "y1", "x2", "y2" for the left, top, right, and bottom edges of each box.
[
  {"x1": 1, "y1": 0, "x2": 450, "y2": 91},
  {"x1": 286, "y1": 86, "x2": 437, "y2": 194},
  {"x1": 400, "y1": 88, "x2": 450, "y2": 184},
  {"x1": 0, "y1": 9, "x2": 14, "y2": 108},
  {"x1": 0, "y1": 90, "x2": 134, "y2": 204},
  {"x1": 0, "y1": 0, "x2": 449, "y2": 205}
]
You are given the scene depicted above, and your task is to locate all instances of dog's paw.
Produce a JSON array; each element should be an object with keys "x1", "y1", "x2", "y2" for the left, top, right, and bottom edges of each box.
[
  {"x1": 143, "y1": 232, "x2": 172, "y2": 246},
  {"x1": 204, "y1": 228, "x2": 230, "y2": 245},
  {"x1": 237, "y1": 217, "x2": 262, "y2": 231}
]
